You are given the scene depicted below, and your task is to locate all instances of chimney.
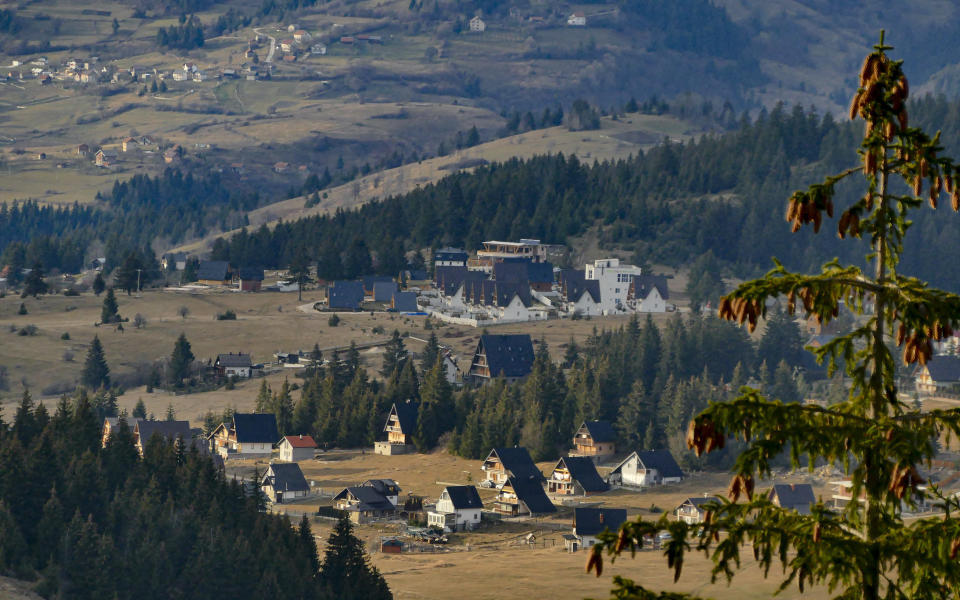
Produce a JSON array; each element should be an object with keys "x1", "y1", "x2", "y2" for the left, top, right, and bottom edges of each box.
[{"x1": 299, "y1": 434, "x2": 303, "y2": 440}]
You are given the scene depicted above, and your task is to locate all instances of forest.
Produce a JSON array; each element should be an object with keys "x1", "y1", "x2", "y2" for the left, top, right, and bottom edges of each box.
[
  {"x1": 240, "y1": 310, "x2": 816, "y2": 470},
  {"x1": 0, "y1": 389, "x2": 391, "y2": 599}
]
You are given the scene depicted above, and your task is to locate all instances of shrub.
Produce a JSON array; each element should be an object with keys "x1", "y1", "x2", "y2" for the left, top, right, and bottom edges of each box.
[
  {"x1": 216, "y1": 310, "x2": 237, "y2": 321},
  {"x1": 18, "y1": 324, "x2": 38, "y2": 336},
  {"x1": 61, "y1": 332, "x2": 70, "y2": 340},
  {"x1": 17, "y1": 303, "x2": 27, "y2": 315},
  {"x1": 63, "y1": 289, "x2": 80, "y2": 296},
  {"x1": 62, "y1": 350, "x2": 74, "y2": 362},
  {"x1": 328, "y1": 314, "x2": 340, "y2": 327},
  {"x1": 133, "y1": 313, "x2": 147, "y2": 329}
]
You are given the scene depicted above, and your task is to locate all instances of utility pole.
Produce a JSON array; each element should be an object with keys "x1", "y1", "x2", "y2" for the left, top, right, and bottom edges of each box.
[{"x1": 136, "y1": 268, "x2": 142, "y2": 297}]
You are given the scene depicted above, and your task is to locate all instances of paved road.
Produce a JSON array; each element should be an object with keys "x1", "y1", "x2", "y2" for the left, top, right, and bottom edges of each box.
[{"x1": 254, "y1": 27, "x2": 277, "y2": 63}]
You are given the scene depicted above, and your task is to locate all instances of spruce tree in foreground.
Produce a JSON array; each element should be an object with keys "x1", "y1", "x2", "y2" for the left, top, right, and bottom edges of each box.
[
  {"x1": 101, "y1": 287, "x2": 120, "y2": 324},
  {"x1": 92, "y1": 271, "x2": 105, "y2": 296},
  {"x1": 81, "y1": 336, "x2": 110, "y2": 390},
  {"x1": 169, "y1": 333, "x2": 194, "y2": 385},
  {"x1": 590, "y1": 34, "x2": 960, "y2": 599},
  {"x1": 318, "y1": 515, "x2": 391, "y2": 600}
]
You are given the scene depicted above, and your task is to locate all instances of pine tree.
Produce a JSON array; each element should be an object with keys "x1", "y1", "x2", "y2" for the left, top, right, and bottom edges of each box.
[
  {"x1": 92, "y1": 271, "x2": 105, "y2": 296},
  {"x1": 81, "y1": 336, "x2": 110, "y2": 389},
  {"x1": 0, "y1": 500, "x2": 26, "y2": 573},
  {"x1": 255, "y1": 380, "x2": 271, "y2": 413},
  {"x1": 21, "y1": 260, "x2": 48, "y2": 298},
  {"x1": 419, "y1": 332, "x2": 441, "y2": 374},
  {"x1": 169, "y1": 333, "x2": 195, "y2": 384},
  {"x1": 758, "y1": 307, "x2": 805, "y2": 368},
  {"x1": 132, "y1": 398, "x2": 147, "y2": 419},
  {"x1": 100, "y1": 288, "x2": 120, "y2": 324},
  {"x1": 318, "y1": 515, "x2": 391, "y2": 600},
  {"x1": 592, "y1": 36, "x2": 960, "y2": 600},
  {"x1": 381, "y1": 330, "x2": 408, "y2": 378}
]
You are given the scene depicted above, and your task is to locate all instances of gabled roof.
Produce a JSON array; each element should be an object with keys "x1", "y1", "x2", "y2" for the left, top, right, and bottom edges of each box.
[
  {"x1": 362, "y1": 275, "x2": 394, "y2": 293},
  {"x1": 921, "y1": 355, "x2": 960, "y2": 383},
  {"x1": 329, "y1": 280, "x2": 364, "y2": 309},
  {"x1": 613, "y1": 450, "x2": 684, "y2": 480},
  {"x1": 678, "y1": 496, "x2": 720, "y2": 512},
  {"x1": 493, "y1": 261, "x2": 529, "y2": 284},
  {"x1": 335, "y1": 486, "x2": 395, "y2": 511},
  {"x1": 237, "y1": 266, "x2": 264, "y2": 281},
  {"x1": 435, "y1": 266, "x2": 487, "y2": 296},
  {"x1": 443, "y1": 485, "x2": 483, "y2": 510},
  {"x1": 770, "y1": 484, "x2": 816, "y2": 512},
  {"x1": 232, "y1": 413, "x2": 279, "y2": 444},
  {"x1": 574, "y1": 507, "x2": 627, "y2": 536},
  {"x1": 281, "y1": 434, "x2": 317, "y2": 448},
  {"x1": 263, "y1": 462, "x2": 309, "y2": 492},
  {"x1": 505, "y1": 475, "x2": 556, "y2": 514},
  {"x1": 387, "y1": 401, "x2": 418, "y2": 434},
  {"x1": 559, "y1": 269, "x2": 600, "y2": 304},
  {"x1": 217, "y1": 353, "x2": 252, "y2": 368},
  {"x1": 477, "y1": 335, "x2": 535, "y2": 379},
  {"x1": 373, "y1": 281, "x2": 398, "y2": 302},
  {"x1": 631, "y1": 274, "x2": 669, "y2": 300},
  {"x1": 555, "y1": 456, "x2": 609, "y2": 492},
  {"x1": 197, "y1": 260, "x2": 229, "y2": 281},
  {"x1": 407, "y1": 269, "x2": 428, "y2": 281},
  {"x1": 486, "y1": 447, "x2": 543, "y2": 481},
  {"x1": 104, "y1": 416, "x2": 142, "y2": 431},
  {"x1": 392, "y1": 291, "x2": 418, "y2": 312},
  {"x1": 581, "y1": 420, "x2": 616, "y2": 443},
  {"x1": 136, "y1": 420, "x2": 191, "y2": 444},
  {"x1": 526, "y1": 262, "x2": 554, "y2": 284},
  {"x1": 363, "y1": 479, "x2": 400, "y2": 497},
  {"x1": 434, "y1": 247, "x2": 468, "y2": 261}
]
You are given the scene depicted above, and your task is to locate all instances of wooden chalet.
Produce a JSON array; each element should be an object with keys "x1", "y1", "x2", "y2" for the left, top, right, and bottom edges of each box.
[
  {"x1": 133, "y1": 420, "x2": 191, "y2": 456},
  {"x1": 546, "y1": 456, "x2": 609, "y2": 496},
  {"x1": 494, "y1": 475, "x2": 556, "y2": 516},
  {"x1": 196, "y1": 260, "x2": 231, "y2": 286},
  {"x1": 260, "y1": 462, "x2": 310, "y2": 504},
  {"x1": 427, "y1": 485, "x2": 483, "y2": 532},
  {"x1": 571, "y1": 420, "x2": 616, "y2": 459},
  {"x1": 675, "y1": 496, "x2": 720, "y2": 524},
  {"x1": 209, "y1": 413, "x2": 278, "y2": 459},
  {"x1": 237, "y1": 266, "x2": 264, "y2": 292},
  {"x1": 374, "y1": 401, "x2": 417, "y2": 455},
  {"x1": 214, "y1": 353, "x2": 253, "y2": 378},
  {"x1": 101, "y1": 416, "x2": 141, "y2": 447},
  {"x1": 572, "y1": 507, "x2": 626, "y2": 548},
  {"x1": 914, "y1": 354, "x2": 960, "y2": 395},
  {"x1": 333, "y1": 479, "x2": 400, "y2": 523},
  {"x1": 468, "y1": 334, "x2": 535, "y2": 383},
  {"x1": 481, "y1": 447, "x2": 543, "y2": 486},
  {"x1": 769, "y1": 483, "x2": 816, "y2": 514}
]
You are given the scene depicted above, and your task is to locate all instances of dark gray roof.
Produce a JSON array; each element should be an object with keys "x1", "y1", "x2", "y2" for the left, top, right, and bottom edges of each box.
[
  {"x1": 387, "y1": 401, "x2": 418, "y2": 434},
  {"x1": 435, "y1": 266, "x2": 487, "y2": 296},
  {"x1": 434, "y1": 248, "x2": 468, "y2": 263},
  {"x1": 488, "y1": 447, "x2": 543, "y2": 481},
  {"x1": 559, "y1": 269, "x2": 600, "y2": 304},
  {"x1": 373, "y1": 281, "x2": 398, "y2": 302},
  {"x1": 363, "y1": 479, "x2": 400, "y2": 497},
  {"x1": 264, "y1": 462, "x2": 309, "y2": 493},
  {"x1": 407, "y1": 269, "x2": 428, "y2": 281},
  {"x1": 493, "y1": 261, "x2": 529, "y2": 283},
  {"x1": 631, "y1": 274, "x2": 669, "y2": 300},
  {"x1": 557, "y1": 456, "x2": 609, "y2": 492},
  {"x1": 232, "y1": 413, "x2": 279, "y2": 444},
  {"x1": 392, "y1": 291, "x2": 418, "y2": 312},
  {"x1": 526, "y1": 262, "x2": 554, "y2": 284},
  {"x1": 237, "y1": 266, "x2": 264, "y2": 281},
  {"x1": 197, "y1": 260, "x2": 229, "y2": 281},
  {"x1": 922, "y1": 355, "x2": 960, "y2": 383},
  {"x1": 444, "y1": 485, "x2": 483, "y2": 510},
  {"x1": 217, "y1": 353, "x2": 252, "y2": 368},
  {"x1": 362, "y1": 275, "x2": 394, "y2": 293},
  {"x1": 505, "y1": 475, "x2": 556, "y2": 514},
  {"x1": 770, "y1": 484, "x2": 815, "y2": 511},
  {"x1": 634, "y1": 450, "x2": 684, "y2": 479},
  {"x1": 136, "y1": 420, "x2": 191, "y2": 444},
  {"x1": 104, "y1": 416, "x2": 142, "y2": 431},
  {"x1": 477, "y1": 335, "x2": 535, "y2": 379},
  {"x1": 329, "y1": 281, "x2": 364, "y2": 309},
  {"x1": 335, "y1": 486, "x2": 396, "y2": 511},
  {"x1": 683, "y1": 496, "x2": 720, "y2": 507},
  {"x1": 574, "y1": 507, "x2": 627, "y2": 536},
  {"x1": 582, "y1": 420, "x2": 616, "y2": 443}
]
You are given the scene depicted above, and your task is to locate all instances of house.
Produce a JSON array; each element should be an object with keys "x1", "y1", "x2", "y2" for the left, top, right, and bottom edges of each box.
[
  {"x1": 675, "y1": 496, "x2": 720, "y2": 524},
  {"x1": 434, "y1": 247, "x2": 469, "y2": 267},
  {"x1": 196, "y1": 260, "x2": 231, "y2": 285},
  {"x1": 183, "y1": 62, "x2": 197, "y2": 73},
  {"x1": 363, "y1": 275, "x2": 394, "y2": 297},
  {"x1": 473, "y1": 239, "x2": 548, "y2": 272},
  {"x1": 573, "y1": 507, "x2": 626, "y2": 548},
  {"x1": 133, "y1": 420, "x2": 191, "y2": 456},
  {"x1": 769, "y1": 483, "x2": 816, "y2": 514},
  {"x1": 209, "y1": 413, "x2": 279, "y2": 458},
  {"x1": 280, "y1": 40, "x2": 294, "y2": 53},
  {"x1": 278, "y1": 434, "x2": 318, "y2": 462},
  {"x1": 311, "y1": 44, "x2": 327, "y2": 55},
  {"x1": 468, "y1": 334, "x2": 535, "y2": 383},
  {"x1": 333, "y1": 479, "x2": 400, "y2": 523},
  {"x1": 161, "y1": 252, "x2": 188, "y2": 271},
  {"x1": 584, "y1": 258, "x2": 643, "y2": 313},
  {"x1": 214, "y1": 353, "x2": 253, "y2": 378},
  {"x1": 493, "y1": 475, "x2": 556, "y2": 516},
  {"x1": 527, "y1": 262, "x2": 555, "y2": 292},
  {"x1": 340, "y1": 36, "x2": 355, "y2": 44},
  {"x1": 77, "y1": 143, "x2": 90, "y2": 156},
  {"x1": 163, "y1": 146, "x2": 180, "y2": 163},
  {"x1": 568, "y1": 11, "x2": 587, "y2": 26},
  {"x1": 260, "y1": 462, "x2": 310, "y2": 503},
  {"x1": 172, "y1": 70, "x2": 188, "y2": 81},
  {"x1": 427, "y1": 485, "x2": 483, "y2": 531},
  {"x1": 121, "y1": 137, "x2": 136, "y2": 152},
  {"x1": 914, "y1": 355, "x2": 960, "y2": 395},
  {"x1": 293, "y1": 30, "x2": 311, "y2": 43},
  {"x1": 95, "y1": 149, "x2": 117, "y2": 167},
  {"x1": 274, "y1": 161, "x2": 289, "y2": 173},
  {"x1": 328, "y1": 280, "x2": 364, "y2": 310},
  {"x1": 559, "y1": 269, "x2": 602, "y2": 316},
  {"x1": 101, "y1": 416, "x2": 142, "y2": 447},
  {"x1": 381, "y1": 538, "x2": 403, "y2": 553},
  {"x1": 469, "y1": 16, "x2": 486, "y2": 32},
  {"x1": 391, "y1": 291, "x2": 419, "y2": 313},
  {"x1": 237, "y1": 266, "x2": 264, "y2": 292},
  {"x1": 374, "y1": 401, "x2": 418, "y2": 455},
  {"x1": 481, "y1": 447, "x2": 542, "y2": 486},
  {"x1": 609, "y1": 450, "x2": 684, "y2": 488},
  {"x1": 546, "y1": 456, "x2": 609, "y2": 496},
  {"x1": 373, "y1": 281, "x2": 398, "y2": 303},
  {"x1": 571, "y1": 420, "x2": 617, "y2": 459},
  {"x1": 628, "y1": 274, "x2": 670, "y2": 313},
  {"x1": 192, "y1": 70, "x2": 206, "y2": 82},
  {"x1": 806, "y1": 333, "x2": 837, "y2": 349},
  {"x1": 282, "y1": 54, "x2": 297, "y2": 63}
]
